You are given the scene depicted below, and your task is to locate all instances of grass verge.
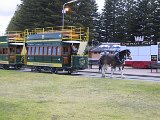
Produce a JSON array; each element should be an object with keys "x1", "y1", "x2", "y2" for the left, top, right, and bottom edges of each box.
[{"x1": 0, "y1": 70, "x2": 160, "y2": 120}]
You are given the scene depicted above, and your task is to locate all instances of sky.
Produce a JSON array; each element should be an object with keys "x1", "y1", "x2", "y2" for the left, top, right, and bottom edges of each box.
[{"x1": 0, "y1": 0, "x2": 104, "y2": 35}]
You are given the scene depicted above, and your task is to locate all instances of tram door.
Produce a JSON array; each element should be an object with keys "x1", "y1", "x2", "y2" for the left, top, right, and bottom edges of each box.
[
  {"x1": 9, "y1": 47, "x2": 16, "y2": 63},
  {"x1": 9, "y1": 45, "x2": 23, "y2": 64},
  {"x1": 62, "y1": 46, "x2": 71, "y2": 66}
]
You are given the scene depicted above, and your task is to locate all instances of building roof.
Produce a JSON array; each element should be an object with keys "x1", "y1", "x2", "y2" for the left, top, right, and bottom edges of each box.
[{"x1": 89, "y1": 43, "x2": 120, "y2": 52}]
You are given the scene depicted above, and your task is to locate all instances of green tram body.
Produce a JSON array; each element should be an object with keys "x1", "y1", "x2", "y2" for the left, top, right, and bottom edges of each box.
[
  {"x1": 0, "y1": 26, "x2": 89, "y2": 73},
  {"x1": 0, "y1": 36, "x2": 9, "y2": 68},
  {"x1": 0, "y1": 33, "x2": 25, "y2": 69}
]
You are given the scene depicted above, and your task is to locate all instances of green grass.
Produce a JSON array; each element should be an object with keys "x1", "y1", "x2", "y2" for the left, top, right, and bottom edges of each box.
[{"x1": 0, "y1": 69, "x2": 160, "y2": 120}]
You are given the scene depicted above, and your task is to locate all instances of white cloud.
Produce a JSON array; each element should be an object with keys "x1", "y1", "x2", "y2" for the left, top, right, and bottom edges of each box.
[
  {"x1": 0, "y1": 0, "x2": 21, "y2": 35},
  {"x1": 96, "y1": 0, "x2": 105, "y2": 12},
  {"x1": 0, "y1": 0, "x2": 105, "y2": 35},
  {"x1": 0, "y1": 16, "x2": 12, "y2": 34},
  {"x1": 0, "y1": 0, "x2": 21, "y2": 16}
]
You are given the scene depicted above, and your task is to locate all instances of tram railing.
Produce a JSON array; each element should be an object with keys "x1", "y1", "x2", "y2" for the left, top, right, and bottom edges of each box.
[
  {"x1": 24, "y1": 26, "x2": 89, "y2": 41},
  {"x1": 6, "y1": 31, "x2": 25, "y2": 42}
]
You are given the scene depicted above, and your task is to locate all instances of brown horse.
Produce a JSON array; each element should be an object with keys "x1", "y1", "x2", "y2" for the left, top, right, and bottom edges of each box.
[{"x1": 99, "y1": 49, "x2": 132, "y2": 78}]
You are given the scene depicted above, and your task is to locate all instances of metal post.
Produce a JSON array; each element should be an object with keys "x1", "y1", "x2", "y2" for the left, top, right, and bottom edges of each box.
[
  {"x1": 62, "y1": 0, "x2": 78, "y2": 29},
  {"x1": 62, "y1": 4, "x2": 65, "y2": 29}
]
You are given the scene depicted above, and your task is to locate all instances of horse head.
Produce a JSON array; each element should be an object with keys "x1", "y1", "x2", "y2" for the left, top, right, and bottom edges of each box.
[{"x1": 120, "y1": 49, "x2": 132, "y2": 60}]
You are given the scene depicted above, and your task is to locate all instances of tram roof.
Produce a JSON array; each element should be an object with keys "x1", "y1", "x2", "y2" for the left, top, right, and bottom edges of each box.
[
  {"x1": 62, "y1": 41, "x2": 80, "y2": 44},
  {"x1": 9, "y1": 43, "x2": 24, "y2": 45}
]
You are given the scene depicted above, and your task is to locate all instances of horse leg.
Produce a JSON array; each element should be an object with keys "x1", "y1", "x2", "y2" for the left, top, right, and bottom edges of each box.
[
  {"x1": 104, "y1": 65, "x2": 108, "y2": 73},
  {"x1": 120, "y1": 66, "x2": 125, "y2": 78},
  {"x1": 101, "y1": 65, "x2": 106, "y2": 78},
  {"x1": 110, "y1": 67, "x2": 115, "y2": 78},
  {"x1": 99, "y1": 64, "x2": 102, "y2": 72}
]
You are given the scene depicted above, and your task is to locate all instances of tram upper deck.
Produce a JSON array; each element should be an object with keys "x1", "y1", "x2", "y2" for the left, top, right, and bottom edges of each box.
[{"x1": 25, "y1": 26, "x2": 89, "y2": 41}]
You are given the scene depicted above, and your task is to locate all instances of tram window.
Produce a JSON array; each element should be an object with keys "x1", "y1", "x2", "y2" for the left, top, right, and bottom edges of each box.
[
  {"x1": 39, "y1": 47, "x2": 43, "y2": 55},
  {"x1": 31, "y1": 47, "x2": 35, "y2": 55},
  {"x1": 52, "y1": 47, "x2": 57, "y2": 55},
  {"x1": 27, "y1": 47, "x2": 31, "y2": 55},
  {"x1": 63, "y1": 46, "x2": 69, "y2": 55},
  {"x1": 57, "y1": 47, "x2": 61, "y2": 55},
  {"x1": 10, "y1": 48, "x2": 15, "y2": 54},
  {"x1": 35, "y1": 47, "x2": 39, "y2": 55},
  {"x1": 48, "y1": 47, "x2": 52, "y2": 55},
  {"x1": 44, "y1": 47, "x2": 47, "y2": 55},
  {"x1": 0, "y1": 48, "x2": 3, "y2": 54},
  {"x1": 16, "y1": 48, "x2": 21, "y2": 54},
  {"x1": 3, "y1": 48, "x2": 8, "y2": 54}
]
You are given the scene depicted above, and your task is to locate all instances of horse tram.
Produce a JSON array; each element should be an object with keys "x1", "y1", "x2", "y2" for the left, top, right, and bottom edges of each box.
[
  {"x1": 0, "y1": 26, "x2": 89, "y2": 74},
  {"x1": 0, "y1": 31, "x2": 25, "y2": 69}
]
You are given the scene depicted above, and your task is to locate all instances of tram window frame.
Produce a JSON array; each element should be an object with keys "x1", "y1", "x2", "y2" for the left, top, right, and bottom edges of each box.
[
  {"x1": 0, "y1": 48, "x2": 3, "y2": 54},
  {"x1": 9, "y1": 47, "x2": 15, "y2": 54},
  {"x1": 3, "y1": 48, "x2": 8, "y2": 54},
  {"x1": 63, "y1": 46, "x2": 69, "y2": 55},
  {"x1": 31, "y1": 47, "x2": 35, "y2": 55},
  {"x1": 35, "y1": 47, "x2": 39, "y2": 55},
  {"x1": 16, "y1": 48, "x2": 21, "y2": 54},
  {"x1": 44, "y1": 46, "x2": 48, "y2": 55},
  {"x1": 57, "y1": 46, "x2": 61, "y2": 56},
  {"x1": 48, "y1": 46, "x2": 52, "y2": 55},
  {"x1": 52, "y1": 47, "x2": 57, "y2": 56},
  {"x1": 39, "y1": 46, "x2": 43, "y2": 55},
  {"x1": 27, "y1": 47, "x2": 31, "y2": 55}
]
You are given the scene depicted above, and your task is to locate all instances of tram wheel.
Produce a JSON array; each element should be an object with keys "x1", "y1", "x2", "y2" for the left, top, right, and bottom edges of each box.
[
  {"x1": 15, "y1": 65, "x2": 21, "y2": 70},
  {"x1": 36, "y1": 67, "x2": 41, "y2": 73},
  {"x1": 31, "y1": 67, "x2": 35, "y2": 72},
  {"x1": 51, "y1": 68, "x2": 58, "y2": 74},
  {"x1": 68, "y1": 69, "x2": 73, "y2": 74},
  {"x1": 55, "y1": 68, "x2": 58, "y2": 74},
  {"x1": 3, "y1": 65, "x2": 9, "y2": 70}
]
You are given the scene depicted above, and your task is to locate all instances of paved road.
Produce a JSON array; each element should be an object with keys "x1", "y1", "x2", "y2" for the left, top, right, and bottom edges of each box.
[
  {"x1": 75, "y1": 66, "x2": 160, "y2": 82},
  {"x1": 9, "y1": 66, "x2": 160, "y2": 82},
  {"x1": 74, "y1": 70, "x2": 160, "y2": 82}
]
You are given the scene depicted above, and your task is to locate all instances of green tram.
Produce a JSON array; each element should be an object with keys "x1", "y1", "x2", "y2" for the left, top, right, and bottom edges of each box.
[
  {"x1": 0, "y1": 26, "x2": 89, "y2": 73},
  {"x1": 26, "y1": 26, "x2": 89, "y2": 73},
  {"x1": 0, "y1": 32, "x2": 25, "y2": 69}
]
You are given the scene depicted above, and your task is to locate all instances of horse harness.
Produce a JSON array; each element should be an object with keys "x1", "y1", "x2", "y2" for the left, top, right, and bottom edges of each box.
[{"x1": 114, "y1": 52, "x2": 124, "y2": 65}]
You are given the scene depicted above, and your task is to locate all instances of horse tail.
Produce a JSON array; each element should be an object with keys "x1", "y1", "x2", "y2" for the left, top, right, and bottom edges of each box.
[{"x1": 99, "y1": 56, "x2": 104, "y2": 71}]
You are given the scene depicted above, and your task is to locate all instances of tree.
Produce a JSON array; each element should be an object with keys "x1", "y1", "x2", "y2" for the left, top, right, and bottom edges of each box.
[
  {"x1": 7, "y1": 0, "x2": 99, "y2": 43},
  {"x1": 152, "y1": 0, "x2": 160, "y2": 42},
  {"x1": 100, "y1": 0, "x2": 160, "y2": 43},
  {"x1": 7, "y1": 0, "x2": 63, "y2": 31},
  {"x1": 124, "y1": 0, "x2": 139, "y2": 42},
  {"x1": 101, "y1": 0, "x2": 117, "y2": 42},
  {"x1": 114, "y1": 0, "x2": 127, "y2": 42},
  {"x1": 125, "y1": 0, "x2": 160, "y2": 42}
]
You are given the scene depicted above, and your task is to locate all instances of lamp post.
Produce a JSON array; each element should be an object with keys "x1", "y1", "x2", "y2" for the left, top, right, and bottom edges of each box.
[{"x1": 62, "y1": 0, "x2": 78, "y2": 29}]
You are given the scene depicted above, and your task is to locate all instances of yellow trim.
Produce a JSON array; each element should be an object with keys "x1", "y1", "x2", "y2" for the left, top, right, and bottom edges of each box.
[
  {"x1": 54, "y1": 63, "x2": 62, "y2": 67},
  {"x1": 0, "y1": 42, "x2": 7, "y2": 44},
  {"x1": 14, "y1": 37, "x2": 24, "y2": 41},
  {"x1": 6, "y1": 31, "x2": 25, "y2": 42},
  {"x1": 0, "y1": 61, "x2": 9, "y2": 64},
  {"x1": 27, "y1": 62, "x2": 62, "y2": 67}
]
